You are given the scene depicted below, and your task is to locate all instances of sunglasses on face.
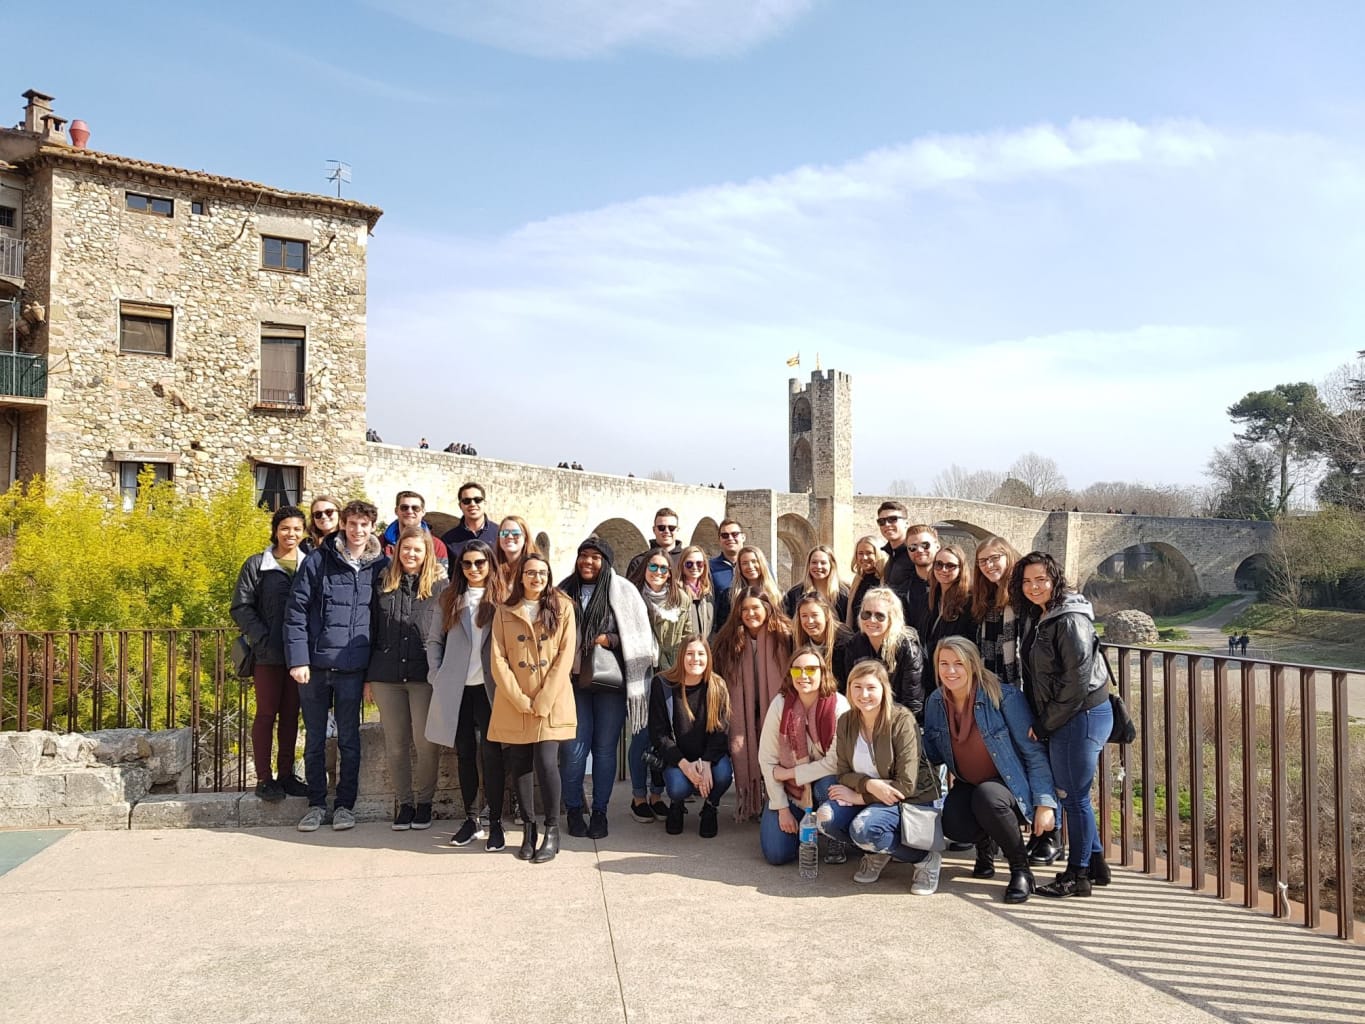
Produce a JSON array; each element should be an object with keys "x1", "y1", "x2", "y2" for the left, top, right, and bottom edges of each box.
[
  {"x1": 655, "y1": 524, "x2": 678, "y2": 533},
  {"x1": 461, "y1": 558, "x2": 488, "y2": 569},
  {"x1": 876, "y1": 516, "x2": 902, "y2": 526},
  {"x1": 646, "y1": 564, "x2": 669, "y2": 574},
  {"x1": 788, "y1": 666, "x2": 820, "y2": 680},
  {"x1": 313, "y1": 509, "x2": 336, "y2": 519},
  {"x1": 499, "y1": 529, "x2": 522, "y2": 539},
  {"x1": 683, "y1": 560, "x2": 704, "y2": 569},
  {"x1": 907, "y1": 541, "x2": 934, "y2": 552},
  {"x1": 860, "y1": 610, "x2": 888, "y2": 622},
  {"x1": 459, "y1": 496, "x2": 484, "y2": 505},
  {"x1": 719, "y1": 531, "x2": 742, "y2": 540},
  {"x1": 933, "y1": 561, "x2": 960, "y2": 572},
  {"x1": 398, "y1": 504, "x2": 423, "y2": 513}
]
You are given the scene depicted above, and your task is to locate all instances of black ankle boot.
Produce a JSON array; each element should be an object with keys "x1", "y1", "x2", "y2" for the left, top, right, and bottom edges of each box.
[
  {"x1": 1027, "y1": 828, "x2": 1062, "y2": 866},
  {"x1": 1088, "y1": 852, "x2": 1111, "y2": 886},
  {"x1": 516, "y1": 822, "x2": 538, "y2": 861},
  {"x1": 1004, "y1": 865, "x2": 1035, "y2": 903},
  {"x1": 1036, "y1": 867, "x2": 1092, "y2": 898},
  {"x1": 532, "y1": 824, "x2": 561, "y2": 863},
  {"x1": 973, "y1": 838, "x2": 998, "y2": 879}
]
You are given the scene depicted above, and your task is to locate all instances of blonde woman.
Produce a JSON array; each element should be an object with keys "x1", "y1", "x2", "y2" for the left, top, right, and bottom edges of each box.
[
  {"x1": 367, "y1": 527, "x2": 448, "y2": 830},
  {"x1": 493, "y1": 515, "x2": 539, "y2": 594},
  {"x1": 304, "y1": 494, "x2": 341, "y2": 553},
  {"x1": 731, "y1": 545, "x2": 783, "y2": 609},
  {"x1": 675, "y1": 544, "x2": 716, "y2": 639},
  {"x1": 793, "y1": 593, "x2": 853, "y2": 691},
  {"x1": 782, "y1": 545, "x2": 849, "y2": 621},
  {"x1": 648, "y1": 636, "x2": 734, "y2": 837},
  {"x1": 845, "y1": 534, "x2": 886, "y2": 630},
  {"x1": 845, "y1": 586, "x2": 926, "y2": 720}
]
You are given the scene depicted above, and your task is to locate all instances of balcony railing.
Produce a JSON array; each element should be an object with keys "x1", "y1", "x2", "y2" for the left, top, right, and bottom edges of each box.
[
  {"x1": 0, "y1": 351, "x2": 47, "y2": 399},
  {"x1": 0, "y1": 236, "x2": 22, "y2": 280},
  {"x1": 258, "y1": 369, "x2": 305, "y2": 407}
]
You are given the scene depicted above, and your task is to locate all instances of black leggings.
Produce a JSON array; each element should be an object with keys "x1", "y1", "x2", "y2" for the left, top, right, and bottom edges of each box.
[
  {"x1": 506, "y1": 740, "x2": 560, "y2": 827},
  {"x1": 455, "y1": 685, "x2": 505, "y2": 819},
  {"x1": 942, "y1": 778, "x2": 1027, "y2": 864}
]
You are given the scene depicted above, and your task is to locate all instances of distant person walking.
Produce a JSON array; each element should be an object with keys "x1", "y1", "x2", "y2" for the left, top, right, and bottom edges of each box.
[{"x1": 1238, "y1": 633, "x2": 1250, "y2": 655}]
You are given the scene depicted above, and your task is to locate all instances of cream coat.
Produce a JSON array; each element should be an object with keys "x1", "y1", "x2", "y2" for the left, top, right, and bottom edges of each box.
[{"x1": 488, "y1": 595, "x2": 577, "y2": 744}]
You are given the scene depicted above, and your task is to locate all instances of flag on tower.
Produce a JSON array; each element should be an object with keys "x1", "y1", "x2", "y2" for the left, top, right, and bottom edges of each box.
[{"x1": 786, "y1": 353, "x2": 800, "y2": 367}]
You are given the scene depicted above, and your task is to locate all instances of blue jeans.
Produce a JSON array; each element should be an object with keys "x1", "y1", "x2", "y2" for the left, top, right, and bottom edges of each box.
[
  {"x1": 298, "y1": 668, "x2": 363, "y2": 810},
  {"x1": 816, "y1": 800, "x2": 926, "y2": 864},
  {"x1": 1049, "y1": 700, "x2": 1113, "y2": 869},
  {"x1": 760, "y1": 775, "x2": 835, "y2": 865},
  {"x1": 662, "y1": 756, "x2": 734, "y2": 805},
  {"x1": 627, "y1": 726, "x2": 664, "y2": 800},
  {"x1": 561, "y1": 689, "x2": 629, "y2": 813}
]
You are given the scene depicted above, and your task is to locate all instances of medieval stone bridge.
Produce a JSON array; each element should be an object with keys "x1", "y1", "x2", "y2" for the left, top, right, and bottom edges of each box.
[{"x1": 365, "y1": 444, "x2": 1273, "y2": 595}]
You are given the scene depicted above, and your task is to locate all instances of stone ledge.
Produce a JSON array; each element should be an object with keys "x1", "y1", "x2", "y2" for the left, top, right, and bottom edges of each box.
[{"x1": 131, "y1": 793, "x2": 241, "y2": 830}]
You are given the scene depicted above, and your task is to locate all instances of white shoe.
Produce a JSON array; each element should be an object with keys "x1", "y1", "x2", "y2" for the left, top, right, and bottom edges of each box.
[
  {"x1": 332, "y1": 807, "x2": 356, "y2": 831},
  {"x1": 910, "y1": 850, "x2": 942, "y2": 895},
  {"x1": 853, "y1": 853, "x2": 891, "y2": 884}
]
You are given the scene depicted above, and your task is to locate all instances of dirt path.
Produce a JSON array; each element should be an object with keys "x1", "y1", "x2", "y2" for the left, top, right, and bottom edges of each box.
[{"x1": 1179, "y1": 595, "x2": 1257, "y2": 656}]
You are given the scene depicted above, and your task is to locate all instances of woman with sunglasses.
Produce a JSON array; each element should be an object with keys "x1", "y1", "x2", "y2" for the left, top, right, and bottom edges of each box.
[
  {"x1": 731, "y1": 545, "x2": 784, "y2": 610},
  {"x1": 845, "y1": 586, "x2": 926, "y2": 720},
  {"x1": 757, "y1": 647, "x2": 849, "y2": 865},
  {"x1": 923, "y1": 543, "x2": 977, "y2": 692},
  {"x1": 1010, "y1": 551, "x2": 1113, "y2": 897},
  {"x1": 922, "y1": 636, "x2": 1057, "y2": 903},
  {"x1": 627, "y1": 550, "x2": 688, "y2": 822},
  {"x1": 782, "y1": 545, "x2": 849, "y2": 621},
  {"x1": 427, "y1": 540, "x2": 508, "y2": 852},
  {"x1": 367, "y1": 527, "x2": 447, "y2": 831},
  {"x1": 793, "y1": 594, "x2": 852, "y2": 692},
  {"x1": 713, "y1": 587, "x2": 794, "y2": 820},
  {"x1": 304, "y1": 494, "x2": 341, "y2": 553},
  {"x1": 845, "y1": 535, "x2": 887, "y2": 631},
  {"x1": 649, "y1": 635, "x2": 734, "y2": 837},
  {"x1": 493, "y1": 515, "x2": 538, "y2": 593},
  {"x1": 489, "y1": 553, "x2": 576, "y2": 863},
  {"x1": 675, "y1": 545, "x2": 716, "y2": 639},
  {"x1": 972, "y1": 537, "x2": 1021, "y2": 686}
]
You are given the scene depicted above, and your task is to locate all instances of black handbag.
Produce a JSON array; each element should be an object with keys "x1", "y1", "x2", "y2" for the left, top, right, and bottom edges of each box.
[
  {"x1": 230, "y1": 634, "x2": 255, "y2": 680},
  {"x1": 1093, "y1": 638, "x2": 1136, "y2": 745},
  {"x1": 588, "y1": 643, "x2": 625, "y2": 693}
]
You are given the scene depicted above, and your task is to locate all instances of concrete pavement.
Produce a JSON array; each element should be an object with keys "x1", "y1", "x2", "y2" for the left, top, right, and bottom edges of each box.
[{"x1": 2, "y1": 792, "x2": 1362, "y2": 1024}]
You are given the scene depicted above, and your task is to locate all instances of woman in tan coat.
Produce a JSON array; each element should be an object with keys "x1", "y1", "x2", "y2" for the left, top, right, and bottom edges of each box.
[{"x1": 489, "y1": 553, "x2": 577, "y2": 863}]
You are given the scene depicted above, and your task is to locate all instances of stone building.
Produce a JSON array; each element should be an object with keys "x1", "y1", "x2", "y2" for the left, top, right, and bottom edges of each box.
[{"x1": 0, "y1": 88, "x2": 381, "y2": 507}]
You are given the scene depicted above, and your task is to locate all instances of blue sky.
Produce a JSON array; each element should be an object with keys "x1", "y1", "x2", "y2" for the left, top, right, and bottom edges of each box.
[{"x1": 15, "y1": 2, "x2": 1365, "y2": 493}]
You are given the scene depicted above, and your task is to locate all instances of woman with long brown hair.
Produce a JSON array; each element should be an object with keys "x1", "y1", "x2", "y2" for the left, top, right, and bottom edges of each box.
[
  {"x1": 493, "y1": 515, "x2": 539, "y2": 594},
  {"x1": 304, "y1": 494, "x2": 341, "y2": 553},
  {"x1": 923, "y1": 543, "x2": 977, "y2": 692},
  {"x1": 972, "y1": 536, "x2": 1021, "y2": 686},
  {"x1": 712, "y1": 587, "x2": 794, "y2": 820},
  {"x1": 793, "y1": 593, "x2": 853, "y2": 692},
  {"x1": 675, "y1": 544, "x2": 716, "y2": 639},
  {"x1": 782, "y1": 545, "x2": 849, "y2": 621},
  {"x1": 731, "y1": 545, "x2": 784, "y2": 609}
]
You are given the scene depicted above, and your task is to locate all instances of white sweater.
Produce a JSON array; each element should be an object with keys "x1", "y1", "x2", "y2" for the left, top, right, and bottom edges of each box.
[{"x1": 757, "y1": 692, "x2": 851, "y2": 812}]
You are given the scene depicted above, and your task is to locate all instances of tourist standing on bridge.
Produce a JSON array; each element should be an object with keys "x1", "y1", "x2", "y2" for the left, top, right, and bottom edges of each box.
[
  {"x1": 367, "y1": 527, "x2": 447, "y2": 831},
  {"x1": 381, "y1": 490, "x2": 449, "y2": 578},
  {"x1": 489, "y1": 553, "x2": 576, "y2": 863},
  {"x1": 845, "y1": 535, "x2": 886, "y2": 630},
  {"x1": 922, "y1": 637, "x2": 1057, "y2": 904},
  {"x1": 782, "y1": 545, "x2": 849, "y2": 621},
  {"x1": 231, "y1": 505, "x2": 310, "y2": 802},
  {"x1": 285, "y1": 499, "x2": 388, "y2": 833},
  {"x1": 731, "y1": 546, "x2": 784, "y2": 611},
  {"x1": 710, "y1": 520, "x2": 745, "y2": 628},
  {"x1": 427, "y1": 540, "x2": 507, "y2": 852},
  {"x1": 793, "y1": 594, "x2": 852, "y2": 691},
  {"x1": 558, "y1": 537, "x2": 655, "y2": 841},
  {"x1": 1012, "y1": 552, "x2": 1113, "y2": 898},
  {"x1": 624, "y1": 507, "x2": 685, "y2": 586},
  {"x1": 631, "y1": 551, "x2": 689, "y2": 821},
  {"x1": 816, "y1": 659, "x2": 942, "y2": 893},
  {"x1": 493, "y1": 516, "x2": 538, "y2": 594},
  {"x1": 845, "y1": 587, "x2": 925, "y2": 719},
  {"x1": 922, "y1": 544, "x2": 977, "y2": 691},
  {"x1": 440, "y1": 481, "x2": 498, "y2": 560},
  {"x1": 714, "y1": 587, "x2": 794, "y2": 820},
  {"x1": 676, "y1": 545, "x2": 716, "y2": 639},
  {"x1": 303, "y1": 494, "x2": 341, "y2": 554},
  {"x1": 972, "y1": 537, "x2": 1021, "y2": 687},
  {"x1": 757, "y1": 648, "x2": 848, "y2": 865}
]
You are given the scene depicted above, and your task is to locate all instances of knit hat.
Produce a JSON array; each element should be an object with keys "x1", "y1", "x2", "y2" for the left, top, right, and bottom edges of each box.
[{"x1": 577, "y1": 535, "x2": 614, "y2": 568}]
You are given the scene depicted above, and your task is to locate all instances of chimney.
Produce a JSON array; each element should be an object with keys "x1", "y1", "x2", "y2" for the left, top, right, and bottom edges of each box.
[{"x1": 22, "y1": 89, "x2": 54, "y2": 134}]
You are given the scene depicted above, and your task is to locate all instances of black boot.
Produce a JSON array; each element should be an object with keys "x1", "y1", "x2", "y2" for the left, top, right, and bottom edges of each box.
[
  {"x1": 1004, "y1": 864, "x2": 1036, "y2": 904},
  {"x1": 532, "y1": 824, "x2": 561, "y2": 863},
  {"x1": 1088, "y1": 851, "x2": 1111, "y2": 886},
  {"x1": 515, "y1": 822, "x2": 538, "y2": 861},
  {"x1": 1036, "y1": 866, "x2": 1092, "y2": 899},
  {"x1": 973, "y1": 838, "x2": 998, "y2": 879},
  {"x1": 1027, "y1": 828, "x2": 1062, "y2": 866}
]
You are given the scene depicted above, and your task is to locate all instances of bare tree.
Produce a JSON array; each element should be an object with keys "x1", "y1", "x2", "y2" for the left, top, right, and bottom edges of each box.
[
  {"x1": 931, "y1": 464, "x2": 1005, "y2": 501},
  {"x1": 990, "y1": 478, "x2": 1036, "y2": 508},
  {"x1": 1007, "y1": 453, "x2": 1068, "y2": 508},
  {"x1": 646, "y1": 469, "x2": 675, "y2": 482},
  {"x1": 886, "y1": 477, "x2": 918, "y2": 496}
]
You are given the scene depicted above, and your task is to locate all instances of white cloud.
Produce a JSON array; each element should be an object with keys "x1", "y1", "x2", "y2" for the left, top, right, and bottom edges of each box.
[
  {"x1": 366, "y1": 118, "x2": 1365, "y2": 491},
  {"x1": 366, "y1": 0, "x2": 819, "y2": 58}
]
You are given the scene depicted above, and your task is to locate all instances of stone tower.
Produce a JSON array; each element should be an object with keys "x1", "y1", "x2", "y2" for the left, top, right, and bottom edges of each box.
[{"x1": 788, "y1": 370, "x2": 854, "y2": 568}]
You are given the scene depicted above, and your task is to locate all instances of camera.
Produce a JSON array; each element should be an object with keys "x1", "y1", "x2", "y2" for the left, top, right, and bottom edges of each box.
[{"x1": 640, "y1": 746, "x2": 666, "y2": 771}]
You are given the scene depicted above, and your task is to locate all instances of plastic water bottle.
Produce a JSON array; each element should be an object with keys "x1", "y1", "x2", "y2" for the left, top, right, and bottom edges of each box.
[{"x1": 798, "y1": 806, "x2": 819, "y2": 881}]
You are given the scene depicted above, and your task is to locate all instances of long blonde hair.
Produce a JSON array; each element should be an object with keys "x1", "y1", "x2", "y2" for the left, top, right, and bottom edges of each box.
[
  {"x1": 659, "y1": 635, "x2": 731, "y2": 732},
  {"x1": 846, "y1": 659, "x2": 895, "y2": 736},
  {"x1": 731, "y1": 545, "x2": 782, "y2": 606},
  {"x1": 798, "y1": 545, "x2": 843, "y2": 606},
  {"x1": 380, "y1": 526, "x2": 439, "y2": 599},
  {"x1": 858, "y1": 586, "x2": 914, "y2": 676},
  {"x1": 934, "y1": 635, "x2": 1003, "y2": 710}
]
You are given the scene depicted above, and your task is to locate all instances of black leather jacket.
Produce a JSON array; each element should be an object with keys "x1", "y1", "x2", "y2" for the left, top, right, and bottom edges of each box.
[
  {"x1": 846, "y1": 629, "x2": 926, "y2": 721},
  {"x1": 230, "y1": 548, "x2": 297, "y2": 666},
  {"x1": 1019, "y1": 593, "x2": 1109, "y2": 738}
]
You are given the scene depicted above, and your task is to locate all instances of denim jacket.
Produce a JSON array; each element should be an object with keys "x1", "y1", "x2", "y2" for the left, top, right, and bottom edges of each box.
[{"x1": 921, "y1": 685, "x2": 1058, "y2": 821}]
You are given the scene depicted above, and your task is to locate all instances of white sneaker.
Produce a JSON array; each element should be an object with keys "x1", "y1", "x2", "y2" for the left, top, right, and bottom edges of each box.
[
  {"x1": 332, "y1": 806, "x2": 356, "y2": 831},
  {"x1": 853, "y1": 853, "x2": 891, "y2": 884},
  {"x1": 910, "y1": 850, "x2": 942, "y2": 895},
  {"x1": 296, "y1": 806, "x2": 325, "y2": 833}
]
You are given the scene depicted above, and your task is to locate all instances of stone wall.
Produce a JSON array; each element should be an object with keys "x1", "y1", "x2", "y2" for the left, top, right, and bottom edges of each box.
[{"x1": 35, "y1": 163, "x2": 372, "y2": 501}]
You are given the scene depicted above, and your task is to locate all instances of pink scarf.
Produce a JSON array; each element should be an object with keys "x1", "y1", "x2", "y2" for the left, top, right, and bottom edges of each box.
[
  {"x1": 724, "y1": 629, "x2": 793, "y2": 820},
  {"x1": 778, "y1": 692, "x2": 838, "y2": 803}
]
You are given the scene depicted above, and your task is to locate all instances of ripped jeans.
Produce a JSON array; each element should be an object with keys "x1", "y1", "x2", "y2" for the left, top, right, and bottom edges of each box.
[{"x1": 816, "y1": 800, "x2": 926, "y2": 864}]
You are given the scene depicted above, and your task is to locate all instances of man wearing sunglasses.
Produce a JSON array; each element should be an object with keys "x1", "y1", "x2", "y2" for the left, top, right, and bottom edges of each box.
[
  {"x1": 381, "y1": 490, "x2": 449, "y2": 576},
  {"x1": 440, "y1": 481, "x2": 498, "y2": 559},
  {"x1": 710, "y1": 519, "x2": 745, "y2": 629},
  {"x1": 877, "y1": 502, "x2": 939, "y2": 637},
  {"x1": 625, "y1": 508, "x2": 684, "y2": 585}
]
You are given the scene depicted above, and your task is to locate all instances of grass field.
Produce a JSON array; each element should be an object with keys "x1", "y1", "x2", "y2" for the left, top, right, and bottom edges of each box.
[{"x1": 1224, "y1": 603, "x2": 1365, "y2": 670}]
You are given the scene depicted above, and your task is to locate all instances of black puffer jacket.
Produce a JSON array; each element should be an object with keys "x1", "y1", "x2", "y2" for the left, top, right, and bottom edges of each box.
[
  {"x1": 1019, "y1": 593, "x2": 1109, "y2": 738},
  {"x1": 846, "y1": 630, "x2": 926, "y2": 721},
  {"x1": 230, "y1": 547, "x2": 297, "y2": 666},
  {"x1": 368, "y1": 574, "x2": 447, "y2": 683}
]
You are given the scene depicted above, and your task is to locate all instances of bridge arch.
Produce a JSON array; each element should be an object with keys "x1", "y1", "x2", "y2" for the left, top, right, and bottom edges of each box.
[
  {"x1": 1082, "y1": 541, "x2": 1203, "y2": 617},
  {"x1": 586, "y1": 518, "x2": 649, "y2": 574},
  {"x1": 689, "y1": 516, "x2": 719, "y2": 552},
  {"x1": 1234, "y1": 553, "x2": 1268, "y2": 592},
  {"x1": 776, "y1": 512, "x2": 818, "y2": 589}
]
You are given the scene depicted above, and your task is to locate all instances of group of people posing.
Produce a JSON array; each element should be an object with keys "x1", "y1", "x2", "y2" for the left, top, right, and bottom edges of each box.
[{"x1": 231, "y1": 489, "x2": 1114, "y2": 901}]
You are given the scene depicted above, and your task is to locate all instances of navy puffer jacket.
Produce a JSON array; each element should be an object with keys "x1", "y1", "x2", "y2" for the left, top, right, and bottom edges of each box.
[{"x1": 284, "y1": 533, "x2": 388, "y2": 672}]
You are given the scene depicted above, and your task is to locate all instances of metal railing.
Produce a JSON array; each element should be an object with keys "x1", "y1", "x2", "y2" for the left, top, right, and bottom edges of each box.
[
  {"x1": 258, "y1": 370, "x2": 305, "y2": 407},
  {"x1": 0, "y1": 628, "x2": 249, "y2": 793},
  {"x1": 0, "y1": 351, "x2": 46, "y2": 399},
  {"x1": 1098, "y1": 642, "x2": 1359, "y2": 941},
  {"x1": 0, "y1": 236, "x2": 22, "y2": 280}
]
